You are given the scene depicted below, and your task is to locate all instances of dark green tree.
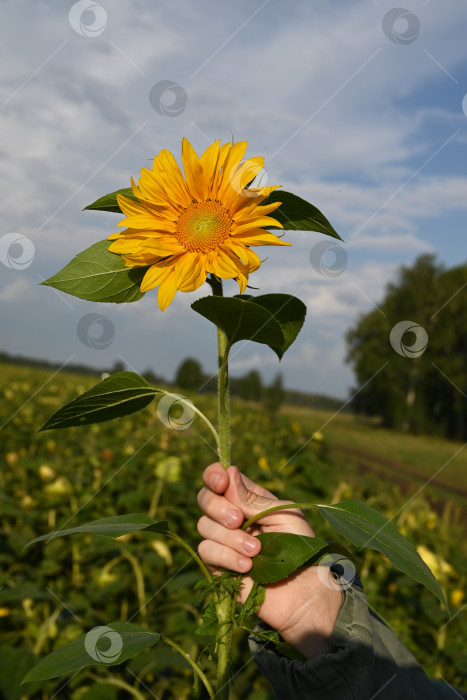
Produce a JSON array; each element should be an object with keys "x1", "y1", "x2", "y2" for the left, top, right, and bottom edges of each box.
[
  {"x1": 174, "y1": 357, "x2": 204, "y2": 391},
  {"x1": 236, "y1": 370, "x2": 263, "y2": 402},
  {"x1": 263, "y1": 372, "x2": 284, "y2": 415},
  {"x1": 346, "y1": 255, "x2": 466, "y2": 440}
]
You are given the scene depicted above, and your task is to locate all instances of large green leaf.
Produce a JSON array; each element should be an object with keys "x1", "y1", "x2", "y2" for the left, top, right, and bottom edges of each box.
[
  {"x1": 26, "y1": 513, "x2": 169, "y2": 547},
  {"x1": 39, "y1": 372, "x2": 158, "y2": 431},
  {"x1": 22, "y1": 621, "x2": 160, "y2": 683},
  {"x1": 84, "y1": 188, "x2": 137, "y2": 214},
  {"x1": 235, "y1": 294, "x2": 306, "y2": 359},
  {"x1": 318, "y1": 500, "x2": 447, "y2": 607},
  {"x1": 191, "y1": 296, "x2": 284, "y2": 351},
  {"x1": 250, "y1": 533, "x2": 343, "y2": 584},
  {"x1": 265, "y1": 190, "x2": 342, "y2": 239},
  {"x1": 0, "y1": 647, "x2": 41, "y2": 700},
  {"x1": 41, "y1": 240, "x2": 147, "y2": 303}
]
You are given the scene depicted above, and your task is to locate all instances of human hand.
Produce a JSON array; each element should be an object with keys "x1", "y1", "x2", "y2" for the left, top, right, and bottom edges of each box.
[{"x1": 197, "y1": 463, "x2": 342, "y2": 658}]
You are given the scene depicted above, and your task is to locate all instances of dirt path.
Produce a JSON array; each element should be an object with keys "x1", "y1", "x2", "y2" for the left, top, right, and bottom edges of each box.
[{"x1": 331, "y1": 443, "x2": 467, "y2": 500}]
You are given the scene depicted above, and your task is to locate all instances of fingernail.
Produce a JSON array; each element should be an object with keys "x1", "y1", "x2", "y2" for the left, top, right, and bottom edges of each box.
[
  {"x1": 238, "y1": 556, "x2": 251, "y2": 570},
  {"x1": 211, "y1": 474, "x2": 221, "y2": 490},
  {"x1": 225, "y1": 509, "x2": 240, "y2": 527},
  {"x1": 244, "y1": 539, "x2": 258, "y2": 554}
]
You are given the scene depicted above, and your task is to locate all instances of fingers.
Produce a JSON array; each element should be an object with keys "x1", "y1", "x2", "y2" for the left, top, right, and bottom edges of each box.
[
  {"x1": 197, "y1": 515, "x2": 260, "y2": 573},
  {"x1": 198, "y1": 463, "x2": 315, "y2": 537},
  {"x1": 202, "y1": 462, "x2": 229, "y2": 494}
]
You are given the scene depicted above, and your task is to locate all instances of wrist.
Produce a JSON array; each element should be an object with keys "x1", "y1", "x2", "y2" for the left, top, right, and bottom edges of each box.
[{"x1": 278, "y1": 567, "x2": 343, "y2": 659}]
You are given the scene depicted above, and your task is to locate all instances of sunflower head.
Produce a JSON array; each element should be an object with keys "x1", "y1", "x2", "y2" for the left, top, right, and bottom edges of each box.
[{"x1": 107, "y1": 138, "x2": 290, "y2": 310}]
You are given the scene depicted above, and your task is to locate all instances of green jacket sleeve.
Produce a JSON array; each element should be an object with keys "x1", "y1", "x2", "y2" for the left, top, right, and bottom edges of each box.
[{"x1": 248, "y1": 578, "x2": 466, "y2": 700}]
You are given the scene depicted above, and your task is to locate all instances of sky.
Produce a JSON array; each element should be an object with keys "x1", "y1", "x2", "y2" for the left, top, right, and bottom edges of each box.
[{"x1": 1, "y1": 0, "x2": 466, "y2": 399}]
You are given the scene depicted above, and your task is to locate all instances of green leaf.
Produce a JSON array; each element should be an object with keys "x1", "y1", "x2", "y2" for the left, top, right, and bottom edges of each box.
[
  {"x1": 0, "y1": 584, "x2": 52, "y2": 603},
  {"x1": 195, "y1": 600, "x2": 218, "y2": 637},
  {"x1": 318, "y1": 500, "x2": 447, "y2": 608},
  {"x1": 265, "y1": 190, "x2": 342, "y2": 240},
  {"x1": 26, "y1": 514, "x2": 169, "y2": 548},
  {"x1": 191, "y1": 296, "x2": 284, "y2": 351},
  {"x1": 39, "y1": 372, "x2": 158, "y2": 431},
  {"x1": 41, "y1": 240, "x2": 147, "y2": 303},
  {"x1": 235, "y1": 294, "x2": 306, "y2": 359},
  {"x1": 237, "y1": 582, "x2": 266, "y2": 625},
  {"x1": 0, "y1": 647, "x2": 41, "y2": 700},
  {"x1": 84, "y1": 188, "x2": 136, "y2": 213},
  {"x1": 250, "y1": 533, "x2": 340, "y2": 584},
  {"x1": 22, "y1": 621, "x2": 160, "y2": 683}
]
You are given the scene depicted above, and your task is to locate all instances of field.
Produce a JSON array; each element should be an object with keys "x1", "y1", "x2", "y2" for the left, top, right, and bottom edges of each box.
[{"x1": 1, "y1": 362, "x2": 466, "y2": 698}]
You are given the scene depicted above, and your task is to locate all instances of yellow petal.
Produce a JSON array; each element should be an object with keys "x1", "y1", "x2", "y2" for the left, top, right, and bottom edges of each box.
[
  {"x1": 213, "y1": 141, "x2": 248, "y2": 199},
  {"x1": 141, "y1": 264, "x2": 173, "y2": 293},
  {"x1": 232, "y1": 216, "x2": 283, "y2": 235},
  {"x1": 181, "y1": 138, "x2": 206, "y2": 201},
  {"x1": 225, "y1": 240, "x2": 261, "y2": 272},
  {"x1": 232, "y1": 230, "x2": 291, "y2": 246},
  {"x1": 116, "y1": 194, "x2": 146, "y2": 218},
  {"x1": 176, "y1": 253, "x2": 207, "y2": 292},
  {"x1": 158, "y1": 276, "x2": 178, "y2": 311},
  {"x1": 199, "y1": 140, "x2": 221, "y2": 185},
  {"x1": 143, "y1": 239, "x2": 185, "y2": 256}
]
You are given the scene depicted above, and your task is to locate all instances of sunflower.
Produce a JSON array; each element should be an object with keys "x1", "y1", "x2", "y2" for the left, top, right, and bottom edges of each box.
[{"x1": 107, "y1": 138, "x2": 290, "y2": 310}]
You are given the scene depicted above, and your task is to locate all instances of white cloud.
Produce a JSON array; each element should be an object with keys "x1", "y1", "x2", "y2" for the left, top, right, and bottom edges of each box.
[
  {"x1": 0, "y1": 276, "x2": 34, "y2": 302},
  {"x1": 1, "y1": 0, "x2": 466, "y2": 398}
]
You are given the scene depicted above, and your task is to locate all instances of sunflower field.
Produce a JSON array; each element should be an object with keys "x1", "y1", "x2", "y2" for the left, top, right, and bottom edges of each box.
[{"x1": 1, "y1": 361, "x2": 466, "y2": 699}]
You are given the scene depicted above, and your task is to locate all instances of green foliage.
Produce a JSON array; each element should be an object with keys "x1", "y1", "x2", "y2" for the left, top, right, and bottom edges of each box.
[
  {"x1": 236, "y1": 371, "x2": 263, "y2": 402},
  {"x1": 250, "y1": 533, "x2": 338, "y2": 584},
  {"x1": 174, "y1": 358, "x2": 204, "y2": 391},
  {"x1": 22, "y1": 622, "x2": 160, "y2": 683},
  {"x1": 235, "y1": 294, "x2": 307, "y2": 360},
  {"x1": 1, "y1": 363, "x2": 466, "y2": 697},
  {"x1": 26, "y1": 514, "x2": 169, "y2": 547},
  {"x1": 346, "y1": 255, "x2": 467, "y2": 440},
  {"x1": 192, "y1": 293, "x2": 306, "y2": 359},
  {"x1": 263, "y1": 190, "x2": 342, "y2": 239},
  {"x1": 39, "y1": 372, "x2": 158, "y2": 431},
  {"x1": 318, "y1": 501, "x2": 447, "y2": 607},
  {"x1": 192, "y1": 296, "x2": 284, "y2": 350},
  {"x1": 40, "y1": 241, "x2": 147, "y2": 304},
  {"x1": 263, "y1": 373, "x2": 284, "y2": 414}
]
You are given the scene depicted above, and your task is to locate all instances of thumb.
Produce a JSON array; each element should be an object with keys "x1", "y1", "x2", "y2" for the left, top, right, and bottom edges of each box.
[
  {"x1": 224, "y1": 466, "x2": 314, "y2": 536},
  {"x1": 224, "y1": 466, "x2": 280, "y2": 519}
]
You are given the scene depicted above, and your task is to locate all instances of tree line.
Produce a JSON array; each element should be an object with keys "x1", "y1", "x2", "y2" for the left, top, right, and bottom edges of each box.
[{"x1": 346, "y1": 254, "x2": 466, "y2": 441}]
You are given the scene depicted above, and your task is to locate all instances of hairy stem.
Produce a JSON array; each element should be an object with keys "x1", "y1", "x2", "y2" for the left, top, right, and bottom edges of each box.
[{"x1": 210, "y1": 275, "x2": 233, "y2": 699}]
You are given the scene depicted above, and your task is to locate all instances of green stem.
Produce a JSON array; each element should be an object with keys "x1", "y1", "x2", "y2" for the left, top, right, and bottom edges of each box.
[
  {"x1": 88, "y1": 674, "x2": 146, "y2": 700},
  {"x1": 161, "y1": 635, "x2": 215, "y2": 698},
  {"x1": 242, "y1": 502, "x2": 318, "y2": 530},
  {"x1": 211, "y1": 275, "x2": 233, "y2": 699},
  {"x1": 161, "y1": 390, "x2": 220, "y2": 450},
  {"x1": 165, "y1": 530, "x2": 217, "y2": 600}
]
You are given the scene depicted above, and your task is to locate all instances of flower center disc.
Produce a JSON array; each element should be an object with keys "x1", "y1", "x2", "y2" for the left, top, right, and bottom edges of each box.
[{"x1": 176, "y1": 201, "x2": 232, "y2": 253}]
